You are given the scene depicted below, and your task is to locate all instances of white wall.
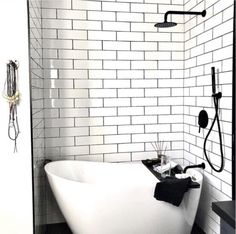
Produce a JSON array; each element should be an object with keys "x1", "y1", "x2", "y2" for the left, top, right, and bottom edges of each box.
[
  {"x1": 183, "y1": 0, "x2": 234, "y2": 233},
  {"x1": 0, "y1": 0, "x2": 33, "y2": 234}
]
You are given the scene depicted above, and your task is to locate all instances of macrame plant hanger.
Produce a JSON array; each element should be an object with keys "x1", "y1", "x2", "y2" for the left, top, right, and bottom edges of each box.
[{"x1": 2, "y1": 60, "x2": 20, "y2": 153}]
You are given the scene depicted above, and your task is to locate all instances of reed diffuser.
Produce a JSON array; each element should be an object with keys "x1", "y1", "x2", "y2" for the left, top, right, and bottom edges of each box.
[{"x1": 151, "y1": 138, "x2": 167, "y2": 162}]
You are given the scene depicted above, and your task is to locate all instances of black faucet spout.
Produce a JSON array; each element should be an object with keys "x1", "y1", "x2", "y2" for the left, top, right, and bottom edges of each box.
[{"x1": 183, "y1": 163, "x2": 205, "y2": 173}]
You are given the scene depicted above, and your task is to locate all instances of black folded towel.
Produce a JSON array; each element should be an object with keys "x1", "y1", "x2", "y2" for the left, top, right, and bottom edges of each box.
[{"x1": 154, "y1": 177, "x2": 191, "y2": 206}]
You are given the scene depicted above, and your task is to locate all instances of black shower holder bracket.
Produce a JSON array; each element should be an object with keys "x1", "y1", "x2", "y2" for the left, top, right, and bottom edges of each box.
[{"x1": 212, "y1": 92, "x2": 222, "y2": 99}]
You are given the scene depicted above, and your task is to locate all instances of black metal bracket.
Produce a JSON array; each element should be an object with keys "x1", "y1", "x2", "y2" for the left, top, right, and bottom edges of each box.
[{"x1": 212, "y1": 92, "x2": 222, "y2": 99}]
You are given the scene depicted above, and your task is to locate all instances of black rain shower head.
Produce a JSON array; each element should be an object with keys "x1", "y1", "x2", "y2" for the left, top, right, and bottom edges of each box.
[
  {"x1": 154, "y1": 10, "x2": 206, "y2": 28},
  {"x1": 155, "y1": 21, "x2": 177, "y2": 28}
]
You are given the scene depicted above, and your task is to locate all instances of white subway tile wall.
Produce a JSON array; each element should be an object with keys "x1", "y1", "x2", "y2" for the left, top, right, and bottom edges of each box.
[
  {"x1": 42, "y1": 0, "x2": 185, "y2": 165},
  {"x1": 35, "y1": 0, "x2": 233, "y2": 232},
  {"x1": 41, "y1": 0, "x2": 182, "y2": 224},
  {"x1": 29, "y1": 0, "x2": 47, "y2": 233},
  {"x1": 41, "y1": 0, "x2": 184, "y2": 224},
  {"x1": 184, "y1": 1, "x2": 233, "y2": 234}
]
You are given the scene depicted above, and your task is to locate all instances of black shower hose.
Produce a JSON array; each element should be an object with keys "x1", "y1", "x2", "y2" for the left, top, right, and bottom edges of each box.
[{"x1": 203, "y1": 92, "x2": 224, "y2": 172}]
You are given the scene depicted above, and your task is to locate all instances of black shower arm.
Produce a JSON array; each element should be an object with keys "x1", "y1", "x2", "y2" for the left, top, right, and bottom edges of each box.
[{"x1": 164, "y1": 10, "x2": 206, "y2": 22}]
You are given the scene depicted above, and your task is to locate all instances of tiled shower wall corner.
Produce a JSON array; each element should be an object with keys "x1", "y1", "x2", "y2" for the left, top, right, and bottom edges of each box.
[
  {"x1": 183, "y1": 0, "x2": 233, "y2": 233},
  {"x1": 29, "y1": 0, "x2": 46, "y2": 232}
]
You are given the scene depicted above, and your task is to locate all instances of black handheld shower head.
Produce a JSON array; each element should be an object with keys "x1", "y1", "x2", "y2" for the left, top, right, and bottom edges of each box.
[
  {"x1": 154, "y1": 10, "x2": 206, "y2": 28},
  {"x1": 211, "y1": 67, "x2": 216, "y2": 94}
]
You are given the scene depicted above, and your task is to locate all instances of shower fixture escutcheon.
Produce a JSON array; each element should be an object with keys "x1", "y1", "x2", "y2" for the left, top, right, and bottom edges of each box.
[{"x1": 155, "y1": 10, "x2": 206, "y2": 28}]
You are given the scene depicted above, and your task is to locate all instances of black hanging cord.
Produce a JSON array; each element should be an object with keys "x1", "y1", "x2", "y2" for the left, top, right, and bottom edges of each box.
[
  {"x1": 203, "y1": 92, "x2": 224, "y2": 172},
  {"x1": 3, "y1": 60, "x2": 20, "y2": 153}
]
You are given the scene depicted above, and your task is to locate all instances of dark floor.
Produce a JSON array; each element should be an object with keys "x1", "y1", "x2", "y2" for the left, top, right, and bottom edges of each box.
[
  {"x1": 46, "y1": 223, "x2": 72, "y2": 234},
  {"x1": 46, "y1": 222, "x2": 205, "y2": 234},
  {"x1": 191, "y1": 223, "x2": 206, "y2": 234}
]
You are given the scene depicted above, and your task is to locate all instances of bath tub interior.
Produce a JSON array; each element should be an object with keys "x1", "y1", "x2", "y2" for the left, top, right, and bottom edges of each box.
[{"x1": 45, "y1": 160, "x2": 161, "y2": 185}]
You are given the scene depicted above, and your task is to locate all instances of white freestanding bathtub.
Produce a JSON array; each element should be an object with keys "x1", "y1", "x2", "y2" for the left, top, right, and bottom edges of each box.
[{"x1": 45, "y1": 160, "x2": 203, "y2": 234}]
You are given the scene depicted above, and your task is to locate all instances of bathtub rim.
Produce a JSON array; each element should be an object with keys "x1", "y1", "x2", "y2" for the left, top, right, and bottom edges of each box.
[{"x1": 44, "y1": 160, "x2": 203, "y2": 185}]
